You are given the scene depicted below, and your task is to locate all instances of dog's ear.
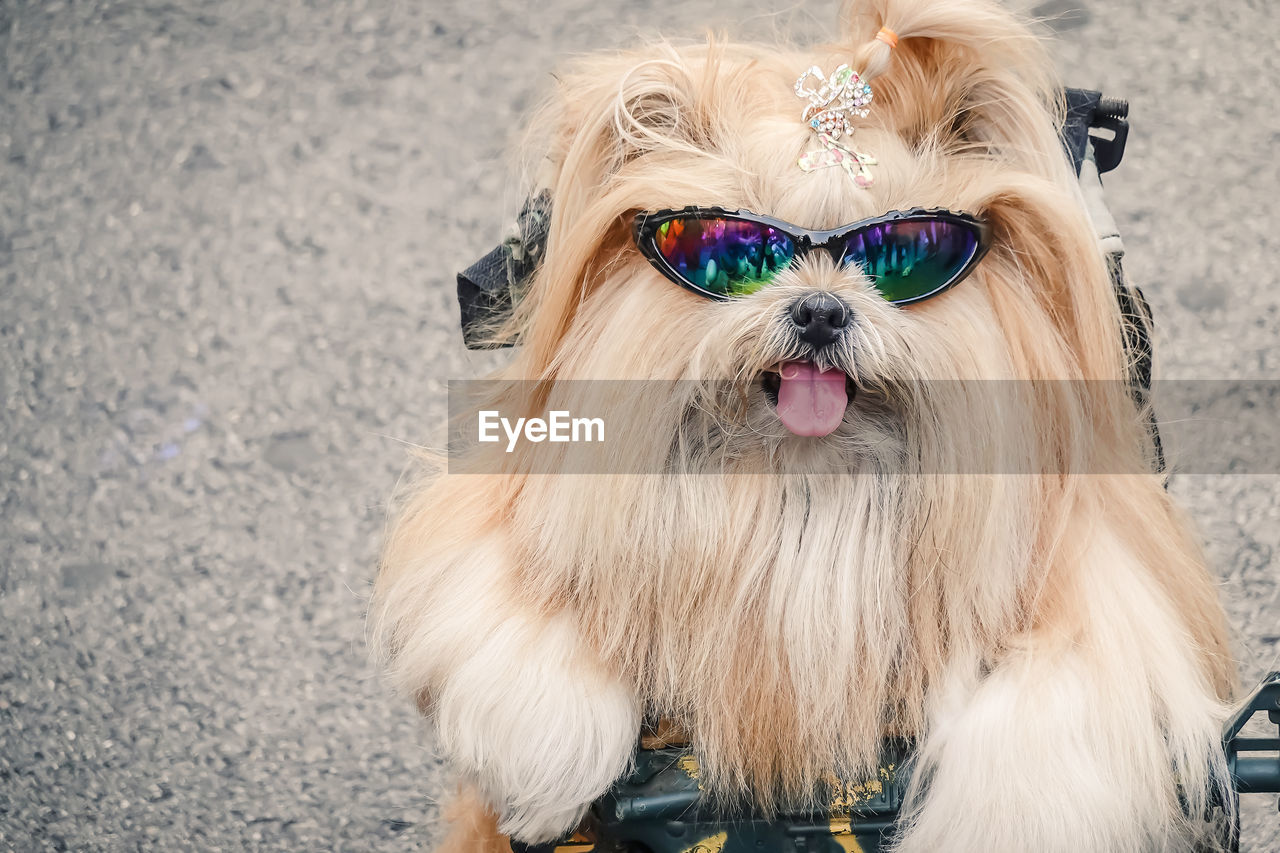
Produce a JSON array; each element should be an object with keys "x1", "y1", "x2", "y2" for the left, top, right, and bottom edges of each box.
[
  {"x1": 838, "y1": 0, "x2": 1066, "y2": 179},
  {"x1": 509, "y1": 44, "x2": 730, "y2": 377}
]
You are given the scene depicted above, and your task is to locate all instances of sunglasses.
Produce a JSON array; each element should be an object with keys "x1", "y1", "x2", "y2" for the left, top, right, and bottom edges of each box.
[{"x1": 633, "y1": 207, "x2": 992, "y2": 305}]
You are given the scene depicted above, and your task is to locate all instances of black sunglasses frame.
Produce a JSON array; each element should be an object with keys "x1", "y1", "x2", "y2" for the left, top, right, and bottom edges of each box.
[{"x1": 632, "y1": 206, "x2": 993, "y2": 305}]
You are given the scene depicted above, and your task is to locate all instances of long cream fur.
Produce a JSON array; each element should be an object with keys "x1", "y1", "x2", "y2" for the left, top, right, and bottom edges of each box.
[{"x1": 371, "y1": 1, "x2": 1237, "y2": 850}]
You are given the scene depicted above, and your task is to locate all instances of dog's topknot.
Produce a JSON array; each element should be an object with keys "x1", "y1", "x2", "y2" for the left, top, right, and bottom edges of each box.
[{"x1": 842, "y1": 0, "x2": 1052, "y2": 83}]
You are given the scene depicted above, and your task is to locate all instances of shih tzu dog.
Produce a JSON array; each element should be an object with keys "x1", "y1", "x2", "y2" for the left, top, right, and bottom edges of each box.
[{"x1": 371, "y1": 0, "x2": 1237, "y2": 850}]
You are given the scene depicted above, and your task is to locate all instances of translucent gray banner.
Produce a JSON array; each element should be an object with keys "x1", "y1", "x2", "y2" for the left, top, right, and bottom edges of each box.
[{"x1": 445, "y1": 380, "x2": 1280, "y2": 475}]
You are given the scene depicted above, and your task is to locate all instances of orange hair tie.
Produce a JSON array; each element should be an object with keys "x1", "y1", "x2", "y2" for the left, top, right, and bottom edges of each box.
[{"x1": 875, "y1": 26, "x2": 899, "y2": 49}]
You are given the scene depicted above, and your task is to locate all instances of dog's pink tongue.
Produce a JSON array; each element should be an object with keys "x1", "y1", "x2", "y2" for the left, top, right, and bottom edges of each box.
[{"x1": 776, "y1": 361, "x2": 848, "y2": 437}]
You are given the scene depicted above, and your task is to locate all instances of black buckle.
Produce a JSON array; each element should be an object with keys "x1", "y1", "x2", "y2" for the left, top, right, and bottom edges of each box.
[
  {"x1": 1090, "y1": 96, "x2": 1129, "y2": 174},
  {"x1": 1061, "y1": 88, "x2": 1129, "y2": 176}
]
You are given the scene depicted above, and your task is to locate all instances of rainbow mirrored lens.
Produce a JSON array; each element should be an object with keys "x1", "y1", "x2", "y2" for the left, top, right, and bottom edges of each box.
[
  {"x1": 653, "y1": 217, "x2": 795, "y2": 296},
  {"x1": 841, "y1": 218, "x2": 979, "y2": 303}
]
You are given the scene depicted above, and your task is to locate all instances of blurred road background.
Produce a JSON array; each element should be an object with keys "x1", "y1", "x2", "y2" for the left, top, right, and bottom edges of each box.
[{"x1": 1, "y1": 0, "x2": 1277, "y2": 849}]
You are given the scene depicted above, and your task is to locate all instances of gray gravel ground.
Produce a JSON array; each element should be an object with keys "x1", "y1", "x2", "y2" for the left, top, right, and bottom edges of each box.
[{"x1": 1, "y1": 0, "x2": 1277, "y2": 850}]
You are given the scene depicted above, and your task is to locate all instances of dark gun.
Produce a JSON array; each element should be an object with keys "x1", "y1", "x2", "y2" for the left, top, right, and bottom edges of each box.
[{"x1": 515, "y1": 672, "x2": 1279, "y2": 853}]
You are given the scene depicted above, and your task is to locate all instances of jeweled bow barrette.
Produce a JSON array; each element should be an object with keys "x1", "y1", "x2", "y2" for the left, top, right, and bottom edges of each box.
[{"x1": 794, "y1": 64, "x2": 877, "y2": 188}]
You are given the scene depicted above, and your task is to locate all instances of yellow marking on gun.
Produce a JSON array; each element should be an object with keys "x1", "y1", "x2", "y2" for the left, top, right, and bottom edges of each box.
[
  {"x1": 682, "y1": 830, "x2": 727, "y2": 852},
  {"x1": 828, "y1": 816, "x2": 865, "y2": 851},
  {"x1": 677, "y1": 754, "x2": 706, "y2": 791},
  {"x1": 826, "y1": 761, "x2": 897, "y2": 815},
  {"x1": 551, "y1": 829, "x2": 594, "y2": 851}
]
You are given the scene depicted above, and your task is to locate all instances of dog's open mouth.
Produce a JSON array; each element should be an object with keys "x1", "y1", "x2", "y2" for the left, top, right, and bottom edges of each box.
[{"x1": 760, "y1": 360, "x2": 855, "y2": 437}]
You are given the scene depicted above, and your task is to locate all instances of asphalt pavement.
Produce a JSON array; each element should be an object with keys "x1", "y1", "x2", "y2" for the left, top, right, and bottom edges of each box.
[{"x1": 1, "y1": 0, "x2": 1278, "y2": 849}]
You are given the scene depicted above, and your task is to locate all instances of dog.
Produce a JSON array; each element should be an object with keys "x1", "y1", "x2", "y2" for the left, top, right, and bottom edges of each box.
[{"x1": 371, "y1": 1, "x2": 1237, "y2": 850}]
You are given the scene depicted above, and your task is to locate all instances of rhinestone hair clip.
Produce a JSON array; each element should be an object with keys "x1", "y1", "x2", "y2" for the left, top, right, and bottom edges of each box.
[{"x1": 794, "y1": 64, "x2": 877, "y2": 187}]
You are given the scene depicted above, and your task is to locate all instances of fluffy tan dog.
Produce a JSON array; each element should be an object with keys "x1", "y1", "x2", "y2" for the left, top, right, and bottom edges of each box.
[{"x1": 372, "y1": 1, "x2": 1237, "y2": 850}]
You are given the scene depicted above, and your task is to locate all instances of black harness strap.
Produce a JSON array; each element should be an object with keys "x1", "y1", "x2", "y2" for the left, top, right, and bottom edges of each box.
[
  {"x1": 1061, "y1": 89, "x2": 1162, "y2": 472},
  {"x1": 456, "y1": 191, "x2": 552, "y2": 349}
]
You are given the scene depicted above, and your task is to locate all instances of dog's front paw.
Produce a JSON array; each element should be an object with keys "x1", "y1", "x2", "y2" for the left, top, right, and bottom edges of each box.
[{"x1": 433, "y1": 615, "x2": 640, "y2": 844}]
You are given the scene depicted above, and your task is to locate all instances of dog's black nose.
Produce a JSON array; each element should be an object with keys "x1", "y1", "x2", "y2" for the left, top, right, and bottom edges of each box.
[{"x1": 789, "y1": 292, "x2": 850, "y2": 348}]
